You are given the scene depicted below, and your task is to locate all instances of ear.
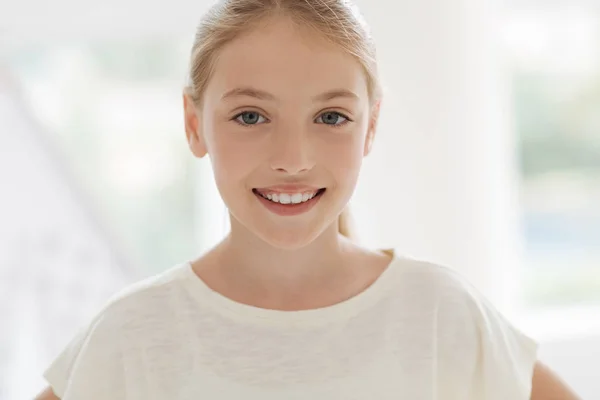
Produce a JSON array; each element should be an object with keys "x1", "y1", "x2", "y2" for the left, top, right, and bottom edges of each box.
[
  {"x1": 183, "y1": 92, "x2": 208, "y2": 158},
  {"x1": 364, "y1": 100, "x2": 381, "y2": 157}
]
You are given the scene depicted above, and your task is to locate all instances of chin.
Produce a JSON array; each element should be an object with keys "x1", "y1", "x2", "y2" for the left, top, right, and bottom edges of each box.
[
  {"x1": 226, "y1": 189, "x2": 343, "y2": 249},
  {"x1": 257, "y1": 225, "x2": 324, "y2": 251}
]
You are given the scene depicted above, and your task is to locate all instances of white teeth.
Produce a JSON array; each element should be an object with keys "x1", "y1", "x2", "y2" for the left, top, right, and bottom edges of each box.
[
  {"x1": 290, "y1": 193, "x2": 303, "y2": 204},
  {"x1": 279, "y1": 193, "x2": 291, "y2": 204},
  {"x1": 258, "y1": 190, "x2": 321, "y2": 204}
]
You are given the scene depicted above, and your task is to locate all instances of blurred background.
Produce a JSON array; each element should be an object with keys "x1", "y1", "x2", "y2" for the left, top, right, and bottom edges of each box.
[{"x1": 0, "y1": 0, "x2": 599, "y2": 398}]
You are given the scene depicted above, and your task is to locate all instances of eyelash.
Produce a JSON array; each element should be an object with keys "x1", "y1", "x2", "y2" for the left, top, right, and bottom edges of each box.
[{"x1": 231, "y1": 110, "x2": 353, "y2": 128}]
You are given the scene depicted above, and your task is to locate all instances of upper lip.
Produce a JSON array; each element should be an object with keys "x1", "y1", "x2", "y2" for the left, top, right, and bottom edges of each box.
[{"x1": 254, "y1": 184, "x2": 323, "y2": 193}]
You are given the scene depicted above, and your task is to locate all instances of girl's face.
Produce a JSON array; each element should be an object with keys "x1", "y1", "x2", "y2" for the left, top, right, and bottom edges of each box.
[{"x1": 184, "y1": 17, "x2": 379, "y2": 249}]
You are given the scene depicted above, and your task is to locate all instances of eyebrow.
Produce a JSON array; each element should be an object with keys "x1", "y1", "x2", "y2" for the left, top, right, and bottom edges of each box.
[
  {"x1": 221, "y1": 87, "x2": 276, "y2": 101},
  {"x1": 313, "y1": 89, "x2": 359, "y2": 102},
  {"x1": 220, "y1": 87, "x2": 360, "y2": 102}
]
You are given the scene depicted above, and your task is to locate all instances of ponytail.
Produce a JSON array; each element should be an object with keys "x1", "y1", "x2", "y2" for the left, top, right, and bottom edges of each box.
[{"x1": 338, "y1": 207, "x2": 356, "y2": 240}]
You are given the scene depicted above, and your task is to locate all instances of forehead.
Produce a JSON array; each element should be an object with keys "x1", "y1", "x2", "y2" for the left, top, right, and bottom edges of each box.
[{"x1": 206, "y1": 18, "x2": 369, "y2": 102}]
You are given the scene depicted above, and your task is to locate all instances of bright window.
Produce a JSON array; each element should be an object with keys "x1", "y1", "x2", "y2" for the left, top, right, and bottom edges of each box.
[
  {"x1": 503, "y1": 4, "x2": 600, "y2": 308},
  {"x1": 6, "y1": 38, "x2": 198, "y2": 273}
]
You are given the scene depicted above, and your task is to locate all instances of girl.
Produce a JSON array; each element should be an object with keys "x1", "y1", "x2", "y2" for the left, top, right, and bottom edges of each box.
[{"x1": 37, "y1": 0, "x2": 580, "y2": 399}]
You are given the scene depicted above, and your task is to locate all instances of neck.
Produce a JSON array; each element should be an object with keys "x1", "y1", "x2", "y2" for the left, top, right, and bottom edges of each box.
[{"x1": 214, "y1": 217, "x2": 353, "y2": 290}]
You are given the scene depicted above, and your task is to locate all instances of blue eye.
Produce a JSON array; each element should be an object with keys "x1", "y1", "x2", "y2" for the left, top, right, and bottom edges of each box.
[
  {"x1": 233, "y1": 111, "x2": 267, "y2": 126},
  {"x1": 316, "y1": 111, "x2": 350, "y2": 126},
  {"x1": 232, "y1": 110, "x2": 351, "y2": 127}
]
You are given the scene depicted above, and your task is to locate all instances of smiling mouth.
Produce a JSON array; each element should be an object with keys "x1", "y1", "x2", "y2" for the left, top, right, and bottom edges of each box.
[{"x1": 252, "y1": 188, "x2": 326, "y2": 205}]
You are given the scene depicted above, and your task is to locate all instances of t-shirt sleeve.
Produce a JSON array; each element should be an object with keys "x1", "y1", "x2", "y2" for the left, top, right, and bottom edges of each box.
[
  {"x1": 461, "y1": 276, "x2": 539, "y2": 399},
  {"x1": 43, "y1": 308, "x2": 126, "y2": 399}
]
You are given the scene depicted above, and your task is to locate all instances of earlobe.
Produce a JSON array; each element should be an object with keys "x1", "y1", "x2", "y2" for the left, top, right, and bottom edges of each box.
[
  {"x1": 364, "y1": 133, "x2": 374, "y2": 156},
  {"x1": 189, "y1": 132, "x2": 208, "y2": 159},
  {"x1": 183, "y1": 93, "x2": 208, "y2": 158}
]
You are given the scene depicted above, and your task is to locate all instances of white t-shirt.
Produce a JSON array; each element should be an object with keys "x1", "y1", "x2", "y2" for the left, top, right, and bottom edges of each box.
[{"x1": 43, "y1": 253, "x2": 538, "y2": 399}]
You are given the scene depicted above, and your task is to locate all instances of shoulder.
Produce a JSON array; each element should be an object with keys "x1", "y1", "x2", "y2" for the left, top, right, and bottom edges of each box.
[
  {"x1": 391, "y1": 254, "x2": 533, "y2": 344},
  {"x1": 53, "y1": 262, "x2": 189, "y2": 354},
  {"x1": 391, "y1": 255, "x2": 480, "y2": 306},
  {"x1": 96, "y1": 262, "x2": 192, "y2": 327},
  {"x1": 390, "y1": 254, "x2": 539, "y2": 399},
  {"x1": 388, "y1": 256, "x2": 486, "y2": 344},
  {"x1": 43, "y1": 263, "x2": 191, "y2": 398}
]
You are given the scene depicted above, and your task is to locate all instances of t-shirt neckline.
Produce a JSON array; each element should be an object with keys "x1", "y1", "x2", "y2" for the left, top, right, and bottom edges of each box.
[{"x1": 178, "y1": 249, "x2": 402, "y2": 327}]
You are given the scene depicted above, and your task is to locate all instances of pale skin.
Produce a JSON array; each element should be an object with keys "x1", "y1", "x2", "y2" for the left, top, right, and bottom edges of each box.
[{"x1": 36, "y1": 16, "x2": 580, "y2": 400}]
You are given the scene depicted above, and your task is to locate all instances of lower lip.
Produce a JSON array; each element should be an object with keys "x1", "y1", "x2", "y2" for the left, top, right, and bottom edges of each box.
[{"x1": 253, "y1": 189, "x2": 325, "y2": 216}]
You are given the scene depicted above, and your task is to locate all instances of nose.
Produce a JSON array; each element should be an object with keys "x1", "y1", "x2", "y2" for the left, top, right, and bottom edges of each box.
[{"x1": 269, "y1": 126, "x2": 315, "y2": 175}]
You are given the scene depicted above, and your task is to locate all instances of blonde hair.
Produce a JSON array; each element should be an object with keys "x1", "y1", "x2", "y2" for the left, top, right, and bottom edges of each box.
[{"x1": 185, "y1": 0, "x2": 382, "y2": 239}]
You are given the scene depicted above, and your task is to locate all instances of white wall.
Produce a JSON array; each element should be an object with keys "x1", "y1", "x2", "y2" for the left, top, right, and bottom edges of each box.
[{"x1": 352, "y1": 0, "x2": 522, "y2": 306}]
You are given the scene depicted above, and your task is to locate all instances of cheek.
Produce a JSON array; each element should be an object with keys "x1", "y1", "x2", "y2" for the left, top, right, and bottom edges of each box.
[
  {"x1": 205, "y1": 126, "x2": 263, "y2": 187},
  {"x1": 317, "y1": 131, "x2": 366, "y2": 178}
]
